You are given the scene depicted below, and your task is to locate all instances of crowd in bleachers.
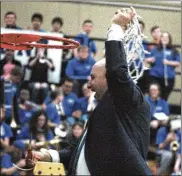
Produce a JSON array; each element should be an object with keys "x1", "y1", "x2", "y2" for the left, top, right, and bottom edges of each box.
[{"x1": 0, "y1": 11, "x2": 181, "y2": 175}]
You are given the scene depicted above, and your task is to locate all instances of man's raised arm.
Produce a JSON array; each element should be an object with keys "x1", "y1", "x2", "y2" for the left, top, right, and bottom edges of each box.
[{"x1": 105, "y1": 8, "x2": 143, "y2": 109}]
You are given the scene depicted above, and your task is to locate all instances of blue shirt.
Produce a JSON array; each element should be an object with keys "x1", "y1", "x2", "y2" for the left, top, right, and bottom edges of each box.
[
  {"x1": 66, "y1": 57, "x2": 95, "y2": 80},
  {"x1": 0, "y1": 153, "x2": 13, "y2": 168},
  {"x1": 77, "y1": 97, "x2": 88, "y2": 114},
  {"x1": 63, "y1": 92, "x2": 78, "y2": 116},
  {"x1": 46, "y1": 103, "x2": 61, "y2": 124},
  {"x1": 3, "y1": 79, "x2": 18, "y2": 119},
  {"x1": 0, "y1": 122, "x2": 13, "y2": 139},
  {"x1": 149, "y1": 47, "x2": 180, "y2": 78},
  {"x1": 18, "y1": 107, "x2": 37, "y2": 126},
  {"x1": 156, "y1": 127, "x2": 181, "y2": 151},
  {"x1": 16, "y1": 125, "x2": 54, "y2": 141},
  {"x1": 74, "y1": 33, "x2": 97, "y2": 56},
  {"x1": 145, "y1": 95, "x2": 169, "y2": 120}
]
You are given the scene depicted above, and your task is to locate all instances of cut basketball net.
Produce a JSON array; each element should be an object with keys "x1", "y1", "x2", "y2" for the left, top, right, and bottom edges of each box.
[
  {"x1": 0, "y1": 33, "x2": 80, "y2": 50},
  {"x1": 124, "y1": 7, "x2": 150, "y2": 82}
]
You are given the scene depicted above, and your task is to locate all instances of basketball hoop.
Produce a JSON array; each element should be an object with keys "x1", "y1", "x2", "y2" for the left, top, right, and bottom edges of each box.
[{"x1": 0, "y1": 33, "x2": 80, "y2": 50}]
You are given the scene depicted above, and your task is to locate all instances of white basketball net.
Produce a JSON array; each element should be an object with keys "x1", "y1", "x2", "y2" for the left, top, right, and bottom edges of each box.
[{"x1": 123, "y1": 13, "x2": 149, "y2": 83}]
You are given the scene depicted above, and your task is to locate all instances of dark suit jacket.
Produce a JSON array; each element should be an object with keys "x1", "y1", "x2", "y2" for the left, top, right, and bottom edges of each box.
[{"x1": 66, "y1": 40, "x2": 152, "y2": 175}]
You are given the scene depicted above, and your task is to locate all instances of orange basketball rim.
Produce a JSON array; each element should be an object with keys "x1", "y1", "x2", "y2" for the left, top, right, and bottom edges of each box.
[{"x1": 0, "y1": 33, "x2": 80, "y2": 50}]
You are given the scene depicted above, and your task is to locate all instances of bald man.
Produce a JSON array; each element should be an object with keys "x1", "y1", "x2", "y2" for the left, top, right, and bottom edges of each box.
[{"x1": 27, "y1": 8, "x2": 152, "y2": 175}]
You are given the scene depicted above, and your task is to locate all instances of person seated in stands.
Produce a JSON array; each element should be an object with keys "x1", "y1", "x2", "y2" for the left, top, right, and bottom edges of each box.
[
  {"x1": 28, "y1": 48, "x2": 54, "y2": 104},
  {"x1": 4, "y1": 11, "x2": 21, "y2": 29},
  {"x1": 18, "y1": 89, "x2": 40, "y2": 127},
  {"x1": 155, "y1": 121, "x2": 181, "y2": 175},
  {"x1": 60, "y1": 122, "x2": 84, "y2": 170},
  {"x1": 146, "y1": 83, "x2": 169, "y2": 145},
  {"x1": 66, "y1": 45, "x2": 95, "y2": 97},
  {"x1": 16, "y1": 110, "x2": 54, "y2": 150},
  {"x1": 1, "y1": 66, "x2": 23, "y2": 125},
  {"x1": 76, "y1": 83, "x2": 97, "y2": 124},
  {"x1": 46, "y1": 88, "x2": 63, "y2": 129},
  {"x1": 74, "y1": 19, "x2": 97, "y2": 58},
  {"x1": 146, "y1": 32, "x2": 180, "y2": 100},
  {"x1": 0, "y1": 49, "x2": 22, "y2": 76}
]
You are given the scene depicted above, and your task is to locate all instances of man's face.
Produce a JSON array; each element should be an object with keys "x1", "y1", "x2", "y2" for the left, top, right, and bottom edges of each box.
[
  {"x1": 32, "y1": 18, "x2": 42, "y2": 30},
  {"x1": 37, "y1": 115, "x2": 46, "y2": 128},
  {"x1": 5, "y1": 49, "x2": 14, "y2": 60},
  {"x1": 87, "y1": 65, "x2": 107, "y2": 99},
  {"x1": 63, "y1": 81, "x2": 73, "y2": 95},
  {"x1": 82, "y1": 22, "x2": 93, "y2": 35},
  {"x1": 149, "y1": 85, "x2": 160, "y2": 99},
  {"x1": 78, "y1": 48, "x2": 89, "y2": 61},
  {"x1": 152, "y1": 28, "x2": 161, "y2": 41},
  {"x1": 73, "y1": 125, "x2": 83, "y2": 138},
  {"x1": 4, "y1": 14, "x2": 16, "y2": 26},
  {"x1": 52, "y1": 22, "x2": 61, "y2": 32}
]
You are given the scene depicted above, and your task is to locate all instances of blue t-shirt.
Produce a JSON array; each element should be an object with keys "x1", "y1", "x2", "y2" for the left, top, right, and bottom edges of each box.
[
  {"x1": 0, "y1": 122, "x2": 13, "y2": 139},
  {"x1": 149, "y1": 47, "x2": 180, "y2": 78},
  {"x1": 3, "y1": 79, "x2": 18, "y2": 119},
  {"x1": 16, "y1": 125, "x2": 54, "y2": 141},
  {"x1": 145, "y1": 95, "x2": 169, "y2": 120},
  {"x1": 46, "y1": 103, "x2": 61, "y2": 124},
  {"x1": 66, "y1": 57, "x2": 95, "y2": 80},
  {"x1": 74, "y1": 33, "x2": 97, "y2": 56},
  {"x1": 18, "y1": 107, "x2": 37, "y2": 126},
  {"x1": 156, "y1": 127, "x2": 181, "y2": 151},
  {"x1": 76, "y1": 97, "x2": 88, "y2": 114},
  {"x1": 63, "y1": 92, "x2": 78, "y2": 117}
]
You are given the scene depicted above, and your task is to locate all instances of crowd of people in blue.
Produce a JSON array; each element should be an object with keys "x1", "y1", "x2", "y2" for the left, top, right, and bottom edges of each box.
[{"x1": 0, "y1": 11, "x2": 181, "y2": 175}]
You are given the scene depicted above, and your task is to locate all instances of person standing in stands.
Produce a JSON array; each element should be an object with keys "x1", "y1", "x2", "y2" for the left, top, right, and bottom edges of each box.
[
  {"x1": 148, "y1": 26, "x2": 161, "y2": 51},
  {"x1": 28, "y1": 48, "x2": 54, "y2": 104},
  {"x1": 74, "y1": 19, "x2": 97, "y2": 58},
  {"x1": 146, "y1": 32, "x2": 180, "y2": 100},
  {"x1": 51, "y1": 17, "x2": 72, "y2": 79},
  {"x1": 0, "y1": 49, "x2": 22, "y2": 76},
  {"x1": 66, "y1": 45, "x2": 95, "y2": 97}
]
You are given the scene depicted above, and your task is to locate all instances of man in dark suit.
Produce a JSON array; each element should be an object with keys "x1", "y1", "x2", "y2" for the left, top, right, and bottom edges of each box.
[{"x1": 27, "y1": 8, "x2": 152, "y2": 175}]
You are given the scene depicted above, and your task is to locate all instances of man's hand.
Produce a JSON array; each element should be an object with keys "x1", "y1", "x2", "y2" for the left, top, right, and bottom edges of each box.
[
  {"x1": 165, "y1": 132, "x2": 177, "y2": 143},
  {"x1": 111, "y1": 7, "x2": 136, "y2": 28}
]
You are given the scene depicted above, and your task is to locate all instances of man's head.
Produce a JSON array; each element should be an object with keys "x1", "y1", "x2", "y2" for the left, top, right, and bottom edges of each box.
[
  {"x1": 82, "y1": 83, "x2": 92, "y2": 98},
  {"x1": 151, "y1": 26, "x2": 161, "y2": 42},
  {"x1": 77, "y1": 45, "x2": 89, "y2": 61},
  {"x1": 82, "y1": 19, "x2": 93, "y2": 35},
  {"x1": 31, "y1": 13, "x2": 43, "y2": 30},
  {"x1": 139, "y1": 20, "x2": 145, "y2": 34},
  {"x1": 62, "y1": 77, "x2": 74, "y2": 95},
  {"x1": 5, "y1": 49, "x2": 14, "y2": 61},
  {"x1": 4, "y1": 11, "x2": 17, "y2": 27},
  {"x1": 20, "y1": 89, "x2": 30, "y2": 103},
  {"x1": 51, "y1": 17, "x2": 63, "y2": 32},
  {"x1": 88, "y1": 59, "x2": 107, "y2": 100},
  {"x1": 10, "y1": 66, "x2": 23, "y2": 83},
  {"x1": 50, "y1": 88, "x2": 63, "y2": 104},
  {"x1": 149, "y1": 83, "x2": 160, "y2": 100}
]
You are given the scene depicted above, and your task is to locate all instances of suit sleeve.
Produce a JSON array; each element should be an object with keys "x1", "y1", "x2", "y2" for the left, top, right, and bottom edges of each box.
[{"x1": 105, "y1": 40, "x2": 144, "y2": 109}]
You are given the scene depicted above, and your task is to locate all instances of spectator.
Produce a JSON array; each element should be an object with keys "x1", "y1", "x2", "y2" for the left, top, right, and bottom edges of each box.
[
  {"x1": 46, "y1": 88, "x2": 63, "y2": 129},
  {"x1": 74, "y1": 19, "x2": 97, "y2": 58},
  {"x1": 149, "y1": 25, "x2": 161, "y2": 50},
  {"x1": 137, "y1": 20, "x2": 151, "y2": 94},
  {"x1": 155, "y1": 122, "x2": 181, "y2": 175},
  {"x1": 0, "y1": 49, "x2": 22, "y2": 76},
  {"x1": 146, "y1": 83, "x2": 169, "y2": 145},
  {"x1": 66, "y1": 45, "x2": 95, "y2": 96},
  {"x1": 51, "y1": 17, "x2": 72, "y2": 79},
  {"x1": 147, "y1": 32, "x2": 180, "y2": 100},
  {"x1": 1, "y1": 66, "x2": 23, "y2": 124},
  {"x1": 4, "y1": 11, "x2": 21, "y2": 29},
  {"x1": 16, "y1": 110, "x2": 54, "y2": 150},
  {"x1": 18, "y1": 89, "x2": 38, "y2": 127},
  {"x1": 28, "y1": 13, "x2": 44, "y2": 32},
  {"x1": 76, "y1": 83, "x2": 97, "y2": 124},
  {"x1": 28, "y1": 48, "x2": 54, "y2": 104}
]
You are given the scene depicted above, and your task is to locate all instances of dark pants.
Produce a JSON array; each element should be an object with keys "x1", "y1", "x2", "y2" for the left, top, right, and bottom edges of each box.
[{"x1": 149, "y1": 76, "x2": 175, "y2": 100}]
